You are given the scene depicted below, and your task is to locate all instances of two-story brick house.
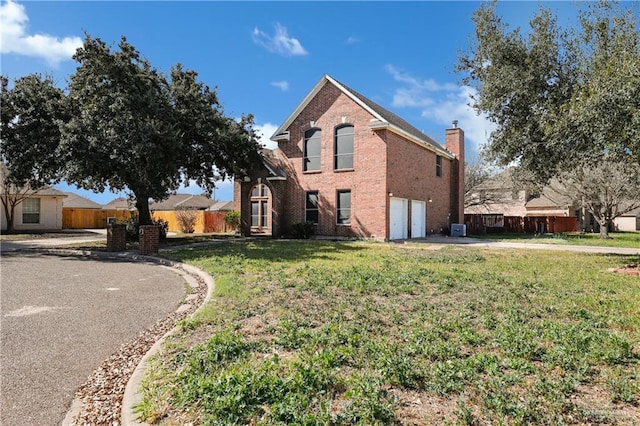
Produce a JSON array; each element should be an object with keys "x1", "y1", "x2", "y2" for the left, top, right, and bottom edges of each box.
[{"x1": 234, "y1": 74, "x2": 465, "y2": 240}]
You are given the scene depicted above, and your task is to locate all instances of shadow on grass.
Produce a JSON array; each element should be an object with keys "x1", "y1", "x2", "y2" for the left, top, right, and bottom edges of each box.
[{"x1": 163, "y1": 238, "x2": 367, "y2": 265}]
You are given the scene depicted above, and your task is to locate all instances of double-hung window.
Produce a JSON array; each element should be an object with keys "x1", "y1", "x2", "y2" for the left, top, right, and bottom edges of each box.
[
  {"x1": 436, "y1": 155, "x2": 442, "y2": 177},
  {"x1": 305, "y1": 191, "x2": 319, "y2": 224},
  {"x1": 304, "y1": 128, "x2": 321, "y2": 172},
  {"x1": 336, "y1": 190, "x2": 351, "y2": 225},
  {"x1": 334, "y1": 125, "x2": 354, "y2": 170},
  {"x1": 22, "y1": 198, "x2": 40, "y2": 224}
]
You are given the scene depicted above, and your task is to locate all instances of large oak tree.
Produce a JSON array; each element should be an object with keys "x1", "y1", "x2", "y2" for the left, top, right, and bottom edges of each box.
[
  {"x1": 62, "y1": 35, "x2": 263, "y2": 225},
  {"x1": 457, "y1": 1, "x2": 640, "y2": 237},
  {"x1": 1, "y1": 74, "x2": 66, "y2": 233}
]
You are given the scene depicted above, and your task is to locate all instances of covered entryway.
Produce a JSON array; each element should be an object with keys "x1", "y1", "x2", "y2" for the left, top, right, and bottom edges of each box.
[
  {"x1": 389, "y1": 197, "x2": 408, "y2": 240},
  {"x1": 411, "y1": 200, "x2": 426, "y2": 238}
]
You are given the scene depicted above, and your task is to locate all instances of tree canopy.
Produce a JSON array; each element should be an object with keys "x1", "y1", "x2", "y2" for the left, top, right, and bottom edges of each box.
[
  {"x1": 0, "y1": 74, "x2": 66, "y2": 232},
  {"x1": 457, "y1": 1, "x2": 640, "y2": 182},
  {"x1": 61, "y1": 35, "x2": 263, "y2": 225}
]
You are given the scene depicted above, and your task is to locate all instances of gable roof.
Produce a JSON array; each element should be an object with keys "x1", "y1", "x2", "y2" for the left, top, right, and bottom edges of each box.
[
  {"x1": 208, "y1": 201, "x2": 234, "y2": 211},
  {"x1": 62, "y1": 192, "x2": 103, "y2": 209},
  {"x1": 150, "y1": 194, "x2": 216, "y2": 211},
  {"x1": 102, "y1": 197, "x2": 135, "y2": 210},
  {"x1": 271, "y1": 74, "x2": 455, "y2": 159}
]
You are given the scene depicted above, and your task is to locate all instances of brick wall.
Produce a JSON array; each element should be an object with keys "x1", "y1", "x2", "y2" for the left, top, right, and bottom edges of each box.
[
  {"x1": 277, "y1": 84, "x2": 388, "y2": 239},
  {"x1": 106, "y1": 224, "x2": 126, "y2": 252},
  {"x1": 139, "y1": 225, "x2": 159, "y2": 255},
  {"x1": 386, "y1": 131, "x2": 454, "y2": 235},
  {"x1": 236, "y1": 80, "x2": 464, "y2": 240}
]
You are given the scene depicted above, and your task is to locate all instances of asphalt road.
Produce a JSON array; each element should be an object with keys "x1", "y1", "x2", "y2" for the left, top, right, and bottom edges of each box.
[{"x1": 0, "y1": 252, "x2": 186, "y2": 426}]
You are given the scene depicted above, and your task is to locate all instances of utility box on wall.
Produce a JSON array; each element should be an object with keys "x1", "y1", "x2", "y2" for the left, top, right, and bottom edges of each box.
[{"x1": 451, "y1": 223, "x2": 466, "y2": 237}]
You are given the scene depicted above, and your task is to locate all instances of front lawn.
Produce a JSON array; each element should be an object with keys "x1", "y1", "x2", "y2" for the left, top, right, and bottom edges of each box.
[
  {"x1": 138, "y1": 241, "x2": 639, "y2": 425},
  {"x1": 471, "y1": 231, "x2": 640, "y2": 248}
]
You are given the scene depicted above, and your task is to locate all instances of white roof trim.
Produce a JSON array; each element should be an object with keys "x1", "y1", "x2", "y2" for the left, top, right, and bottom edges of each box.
[
  {"x1": 270, "y1": 75, "x2": 455, "y2": 160},
  {"x1": 271, "y1": 74, "x2": 386, "y2": 142},
  {"x1": 368, "y1": 121, "x2": 455, "y2": 160}
]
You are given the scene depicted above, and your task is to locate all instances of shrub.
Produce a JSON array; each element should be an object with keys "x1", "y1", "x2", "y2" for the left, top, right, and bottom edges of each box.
[
  {"x1": 223, "y1": 210, "x2": 241, "y2": 233},
  {"x1": 123, "y1": 216, "x2": 168, "y2": 241},
  {"x1": 291, "y1": 221, "x2": 315, "y2": 239},
  {"x1": 175, "y1": 207, "x2": 198, "y2": 233}
]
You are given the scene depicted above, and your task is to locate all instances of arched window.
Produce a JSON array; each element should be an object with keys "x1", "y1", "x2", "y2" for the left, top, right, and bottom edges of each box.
[
  {"x1": 334, "y1": 125, "x2": 354, "y2": 170},
  {"x1": 304, "y1": 128, "x2": 321, "y2": 172},
  {"x1": 250, "y1": 183, "x2": 269, "y2": 228}
]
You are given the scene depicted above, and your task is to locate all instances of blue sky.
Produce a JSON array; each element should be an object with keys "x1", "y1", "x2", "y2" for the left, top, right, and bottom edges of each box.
[{"x1": 1, "y1": 0, "x2": 586, "y2": 204}]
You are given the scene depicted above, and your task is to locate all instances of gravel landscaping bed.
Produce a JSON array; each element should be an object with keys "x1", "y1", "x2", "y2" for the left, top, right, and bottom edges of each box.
[{"x1": 68, "y1": 265, "x2": 207, "y2": 426}]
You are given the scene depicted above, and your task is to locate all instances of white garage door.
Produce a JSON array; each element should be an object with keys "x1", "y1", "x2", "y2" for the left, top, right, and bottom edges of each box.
[
  {"x1": 411, "y1": 200, "x2": 426, "y2": 238},
  {"x1": 389, "y1": 198, "x2": 408, "y2": 240}
]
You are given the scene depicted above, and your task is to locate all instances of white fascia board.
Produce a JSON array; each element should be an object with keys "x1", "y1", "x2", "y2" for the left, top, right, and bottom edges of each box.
[
  {"x1": 270, "y1": 75, "x2": 333, "y2": 142},
  {"x1": 368, "y1": 121, "x2": 455, "y2": 160}
]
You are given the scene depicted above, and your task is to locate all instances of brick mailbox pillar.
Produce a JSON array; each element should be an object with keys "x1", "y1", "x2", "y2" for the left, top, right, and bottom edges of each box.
[
  {"x1": 107, "y1": 224, "x2": 127, "y2": 252},
  {"x1": 139, "y1": 225, "x2": 160, "y2": 255}
]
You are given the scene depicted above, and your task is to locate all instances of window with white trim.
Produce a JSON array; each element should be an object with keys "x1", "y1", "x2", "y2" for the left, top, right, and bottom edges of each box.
[
  {"x1": 336, "y1": 190, "x2": 351, "y2": 225},
  {"x1": 22, "y1": 198, "x2": 40, "y2": 224},
  {"x1": 250, "y1": 184, "x2": 269, "y2": 228},
  {"x1": 305, "y1": 191, "x2": 319, "y2": 224},
  {"x1": 334, "y1": 125, "x2": 354, "y2": 170},
  {"x1": 304, "y1": 128, "x2": 321, "y2": 172}
]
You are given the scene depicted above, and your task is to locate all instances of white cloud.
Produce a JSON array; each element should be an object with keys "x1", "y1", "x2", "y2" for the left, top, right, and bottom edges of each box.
[
  {"x1": 385, "y1": 64, "x2": 494, "y2": 157},
  {"x1": 254, "y1": 122, "x2": 279, "y2": 149},
  {"x1": 0, "y1": 0, "x2": 82, "y2": 66},
  {"x1": 252, "y1": 23, "x2": 308, "y2": 56},
  {"x1": 270, "y1": 80, "x2": 289, "y2": 91},
  {"x1": 345, "y1": 36, "x2": 359, "y2": 45}
]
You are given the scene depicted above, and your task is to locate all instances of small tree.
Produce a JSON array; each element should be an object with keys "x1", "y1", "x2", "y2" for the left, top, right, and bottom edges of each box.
[
  {"x1": 464, "y1": 159, "x2": 500, "y2": 210},
  {"x1": 0, "y1": 74, "x2": 66, "y2": 232},
  {"x1": 175, "y1": 207, "x2": 199, "y2": 234},
  {"x1": 545, "y1": 161, "x2": 640, "y2": 239}
]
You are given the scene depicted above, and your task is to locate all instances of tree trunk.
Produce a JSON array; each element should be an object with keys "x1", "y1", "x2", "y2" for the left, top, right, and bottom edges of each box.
[
  {"x1": 2, "y1": 198, "x2": 15, "y2": 234},
  {"x1": 135, "y1": 196, "x2": 152, "y2": 226},
  {"x1": 598, "y1": 219, "x2": 611, "y2": 239}
]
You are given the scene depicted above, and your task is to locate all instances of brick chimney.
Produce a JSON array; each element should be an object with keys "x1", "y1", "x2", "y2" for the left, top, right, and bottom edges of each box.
[{"x1": 445, "y1": 121, "x2": 465, "y2": 225}]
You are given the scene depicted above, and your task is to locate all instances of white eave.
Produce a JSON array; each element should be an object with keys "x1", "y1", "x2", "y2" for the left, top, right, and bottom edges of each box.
[
  {"x1": 270, "y1": 74, "x2": 457, "y2": 160},
  {"x1": 368, "y1": 119, "x2": 455, "y2": 160}
]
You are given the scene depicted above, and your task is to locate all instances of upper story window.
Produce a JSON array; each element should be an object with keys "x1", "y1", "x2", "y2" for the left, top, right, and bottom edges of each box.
[
  {"x1": 436, "y1": 155, "x2": 442, "y2": 177},
  {"x1": 304, "y1": 128, "x2": 321, "y2": 172},
  {"x1": 334, "y1": 125, "x2": 354, "y2": 170},
  {"x1": 336, "y1": 190, "x2": 351, "y2": 225},
  {"x1": 305, "y1": 191, "x2": 319, "y2": 224},
  {"x1": 22, "y1": 197, "x2": 40, "y2": 224}
]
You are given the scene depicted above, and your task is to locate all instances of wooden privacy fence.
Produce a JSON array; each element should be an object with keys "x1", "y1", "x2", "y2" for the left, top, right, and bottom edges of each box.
[
  {"x1": 64, "y1": 207, "x2": 236, "y2": 233},
  {"x1": 465, "y1": 214, "x2": 577, "y2": 235},
  {"x1": 152, "y1": 210, "x2": 235, "y2": 234},
  {"x1": 63, "y1": 208, "x2": 135, "y2": 229}
]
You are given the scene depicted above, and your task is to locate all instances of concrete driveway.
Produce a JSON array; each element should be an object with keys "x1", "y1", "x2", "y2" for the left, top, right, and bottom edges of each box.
[{"x1": 0, "y1": 252, "x2": 186, "y2": 426}]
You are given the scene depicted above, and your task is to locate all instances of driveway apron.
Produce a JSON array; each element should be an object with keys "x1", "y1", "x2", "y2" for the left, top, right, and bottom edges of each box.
[{"x1": 0, "y1": 252, "x2": 186, "y2": 426}]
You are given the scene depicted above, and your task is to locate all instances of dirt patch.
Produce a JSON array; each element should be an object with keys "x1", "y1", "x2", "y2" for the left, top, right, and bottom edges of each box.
[{"x1": 607, "y1": 264, "x2": 640, "y2": 276}]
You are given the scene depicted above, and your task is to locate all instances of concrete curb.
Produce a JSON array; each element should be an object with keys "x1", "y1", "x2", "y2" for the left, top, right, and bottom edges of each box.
[
  {"x1": 26, "y1": 248, "x2": 215, "y2": 426},
  {"x1": 120, "y1": 262, "x2": 215, "y2": 426}
]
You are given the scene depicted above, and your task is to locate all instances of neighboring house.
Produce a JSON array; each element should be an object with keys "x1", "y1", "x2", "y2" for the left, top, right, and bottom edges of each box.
[
  {"x1": 208, "y1": 201, "x2": 234, "y2": 212},
  {"x1": 150, "y1": 194, "x2": 216, "y2": 211},
  {"x1": 234, "y1": 74, "x2": 465, "y2": 240},
  {"x1": 1, "y1": 186, "x2": 67, "y2": 231},
  {"x1": 102, "y1": 197, "x2": 135, "y2": 211},
  {"x1": 613, "y1": 208, "x2": 640, "y2": 231},
  {"x1": 62, "y1": 192, "x2": 103, "y2": 209},
  {"x1": 465, "y1": 169, "x2": 582, "y2": 233}
]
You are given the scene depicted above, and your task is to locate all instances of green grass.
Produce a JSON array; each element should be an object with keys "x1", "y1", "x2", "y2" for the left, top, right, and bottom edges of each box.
[
  {"x1": 472, "y1": 231, "x2": 640, "y2": 248},
  {"x1": 137, "y1": 241, "x2": 640, "y2": 425}
]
